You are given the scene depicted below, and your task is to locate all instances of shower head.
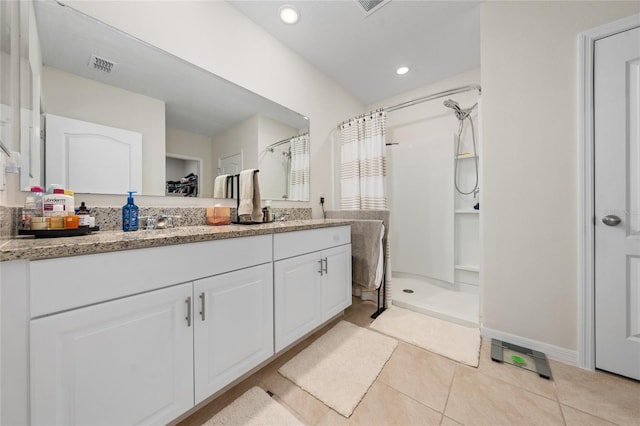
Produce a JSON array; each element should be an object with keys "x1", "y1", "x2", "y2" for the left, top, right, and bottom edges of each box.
[
  {"x1": 443, "y1": 99, "x2": 460, "y2": 111},
  {"x1": 444, "y1": 98, "x2": 476, "y2": 121}
]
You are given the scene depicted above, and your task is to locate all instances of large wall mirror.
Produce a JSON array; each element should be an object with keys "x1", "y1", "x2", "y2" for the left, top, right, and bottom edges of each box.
[{"x1": 22, "y1": 0, "x2": 310, "y2": 201}]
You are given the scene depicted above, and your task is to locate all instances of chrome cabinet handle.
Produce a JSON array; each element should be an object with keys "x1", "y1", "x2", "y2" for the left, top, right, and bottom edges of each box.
[
  {"x1": 199, "y1": 292, "x2": 206, "y2": 321},
  {"x1": 602, "y1": 215, "x2": 621, "y2": 226},
  {"x1": 318, "y1": 259, "x2": 324, "y2": 276},
  {"x1": 185, "y1": 297, "x2": 192, "y2": 327},
  {"x1": 323, "y1": 257, "x2": 328, "y2": 274}
]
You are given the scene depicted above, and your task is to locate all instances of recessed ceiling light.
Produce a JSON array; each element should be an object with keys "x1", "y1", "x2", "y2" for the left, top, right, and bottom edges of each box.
[
  {"x1": 396, "y1": 66, "x2": 410, "y2": 75},
  {"x1": 279, "y1": 5, "x2": 300, "y2": 24}
]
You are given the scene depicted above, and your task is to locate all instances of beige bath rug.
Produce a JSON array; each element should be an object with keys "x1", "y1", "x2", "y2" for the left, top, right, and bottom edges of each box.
[
  {"x1": 370, "y1": 306, "x2": 480, "y2": 367},
  {"x1": 278, "y1": 320, "x2": 398, "y2": 418},
  {"x1": 202, "y1": 386, "x2": 303, "y2": 425}
]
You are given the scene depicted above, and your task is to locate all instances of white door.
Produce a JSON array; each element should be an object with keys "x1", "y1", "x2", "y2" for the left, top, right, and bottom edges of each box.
[
  {"x1": 30, "y1": 283, "x2": 194, "y2": 425},
  {"x1": 595, "y1": 26, "x2": 640, "y2": 380},
  {"x1": 274, "y1": 252, "x2": 323, "y2": 352},
  {"x1": 45, "y1": 114, "x2": 142, "y2": 194},
  {"x1": 321, "y1": 244, "x2": 353, "y2": 321},
  {"x1": 193, "y1": 264, "x2": 273, "y2": 404}
]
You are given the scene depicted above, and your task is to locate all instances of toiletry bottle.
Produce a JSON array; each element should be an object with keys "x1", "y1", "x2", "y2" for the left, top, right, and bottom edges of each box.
[
  {"x1": 265, "y1": 200, "x2": 274, "y2": 223},
  {"x1": 77, "y1": 202, "x2": 91, "y2": 227},
  {"x1": 22, "y1": 196, "x2": 36, "y2": 230},
  {"x1": 30, "y1": 186, "x2": 45, "y2": 217},
  {"x1": 64, "y1": 189, "x2": 75, "y2": 216},
  {"x1": 22, "y1": 186, "x2": 45, "y2": 229},
  {"x1": 122, "y1": 191, "x2": 139, "y2": 231},
  {"x1": 43, "y1": 189, "x2": 69, "y2": 217}
]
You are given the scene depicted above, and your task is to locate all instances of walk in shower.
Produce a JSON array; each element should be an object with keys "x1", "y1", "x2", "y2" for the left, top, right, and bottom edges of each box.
[{"x1": 386, "y1": 83, "x2": 481, "y2": 327}]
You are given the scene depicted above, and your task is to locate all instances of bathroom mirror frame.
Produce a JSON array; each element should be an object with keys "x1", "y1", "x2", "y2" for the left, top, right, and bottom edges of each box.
[{"x1": 22, "y1": 0, "x2": 310, "y2": 201}]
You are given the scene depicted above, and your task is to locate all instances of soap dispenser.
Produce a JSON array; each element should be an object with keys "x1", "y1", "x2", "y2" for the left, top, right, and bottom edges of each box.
[{"x1": 122, "y1": 191, "x2": 139, "y2": 232}]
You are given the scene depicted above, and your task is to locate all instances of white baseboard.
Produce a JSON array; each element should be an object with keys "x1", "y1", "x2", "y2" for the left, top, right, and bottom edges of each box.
[{"x1": 481, "y1": 327, "x2": 578, "y2": 367}]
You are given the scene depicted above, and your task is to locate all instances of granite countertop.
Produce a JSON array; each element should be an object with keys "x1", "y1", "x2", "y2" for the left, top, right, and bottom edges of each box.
[{"x1": 0, "y1": 219, "x2": 352, "y2": 262}]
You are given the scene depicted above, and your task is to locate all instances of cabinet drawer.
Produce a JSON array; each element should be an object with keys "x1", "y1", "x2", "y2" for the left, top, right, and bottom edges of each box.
[
  {"x1": 273, "y1": 226, "x2": 350, "y2": 260},
  {"x1": 30, "y1": 235, "x2": 272, "y2": 318}
]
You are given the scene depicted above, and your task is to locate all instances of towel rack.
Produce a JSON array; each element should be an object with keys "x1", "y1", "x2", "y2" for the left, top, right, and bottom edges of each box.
[{"x1": 371, "y1": 265, "x2": 387, "y2": 319}]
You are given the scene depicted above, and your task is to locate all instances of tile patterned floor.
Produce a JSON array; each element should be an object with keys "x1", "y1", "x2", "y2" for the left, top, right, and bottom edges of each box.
[{"x1": 177, "y1": 298, "x2": 640, "y2": 426}]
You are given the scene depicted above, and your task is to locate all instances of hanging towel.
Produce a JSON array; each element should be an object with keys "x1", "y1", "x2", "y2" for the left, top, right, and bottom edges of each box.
[
  {"x1": 347, "y1": 220, "x2": 385, "y2": 290},
  {"x1": 238, "y1": 169, "x2": 262, "y2": 222},
  {"x1": 213, "y1": 174, "x2": 229, "y2": 198}
]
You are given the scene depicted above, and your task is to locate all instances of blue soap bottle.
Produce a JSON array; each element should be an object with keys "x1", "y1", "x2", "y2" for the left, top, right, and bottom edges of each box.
[{"x1": 122, "y1": 191, "x2": 139, "y2": 231}]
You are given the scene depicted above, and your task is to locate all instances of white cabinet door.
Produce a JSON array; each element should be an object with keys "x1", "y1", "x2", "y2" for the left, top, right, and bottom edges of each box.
[
  {"x1": 322, "y1": 244, "x2": 353, "y2": 321},
  {"x1": 30, "y1": 283, "x2": 194, "y2": 426},
  {"x1": 193, "y1": 264, "x2": 274, "y2": 404},
  {"x1": 274, "y1": 252, "x2": 323, "y2": 352}
]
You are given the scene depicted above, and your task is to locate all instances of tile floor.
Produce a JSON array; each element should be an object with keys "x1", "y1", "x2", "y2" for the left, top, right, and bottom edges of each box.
[{"x1": 177, "y1": 298, "x2": 640, "y2": 426}]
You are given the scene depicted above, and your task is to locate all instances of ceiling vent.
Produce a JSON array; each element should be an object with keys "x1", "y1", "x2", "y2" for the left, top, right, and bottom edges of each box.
[
  {"x1": 88, "y1": 54, "x2": 116, "y2": 74},
  {"x1": 355, "y1": 0, "x2": 391, "y2": 17}
]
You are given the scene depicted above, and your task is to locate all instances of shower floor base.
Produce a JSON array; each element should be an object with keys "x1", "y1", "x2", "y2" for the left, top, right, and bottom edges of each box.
[{"x1": 392, "y1": 276, "x2": 479, "y2": 327}]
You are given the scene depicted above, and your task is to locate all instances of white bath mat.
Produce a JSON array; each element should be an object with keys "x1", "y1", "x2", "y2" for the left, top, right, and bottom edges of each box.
[
  {"x1": 370, "y1": 306, "x2": 480, "y2": 367},
  {"x1": 202, "y1": 386, "x2": 303, "y2": 426},
  {"x1": 278, "y1": 320, "x2": 398, "y2": 418}
]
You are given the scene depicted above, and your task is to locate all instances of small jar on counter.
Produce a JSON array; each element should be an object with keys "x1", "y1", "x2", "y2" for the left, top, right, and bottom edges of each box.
[{"x1": 64, "y1": 215, "x2": 79, "y2": 229}]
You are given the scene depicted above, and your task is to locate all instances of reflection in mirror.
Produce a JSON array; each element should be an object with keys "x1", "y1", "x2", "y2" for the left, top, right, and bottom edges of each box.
[
  {"x1": 0, "y1": 0, "x2": 14, "y2": 158},
  {"x1": 29, "y1": 0, "x2": 310, "y2": 200},
  {"x1": 260, "y1": 133, "x2": 310, "y2": 200}
]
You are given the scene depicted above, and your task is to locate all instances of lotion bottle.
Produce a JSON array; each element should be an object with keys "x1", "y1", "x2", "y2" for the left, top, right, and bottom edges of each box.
[{"x1": 122, "y1": 191, "x2": 139, "y2": 231}]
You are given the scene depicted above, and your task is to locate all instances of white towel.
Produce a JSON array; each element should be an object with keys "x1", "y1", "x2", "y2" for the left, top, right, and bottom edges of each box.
[
  {"x1": 213, "y1": 174, "x2": 229, "y2": 198},
  {"x1": 238, "y1": 169, "x2": 262, "y2": 222}
]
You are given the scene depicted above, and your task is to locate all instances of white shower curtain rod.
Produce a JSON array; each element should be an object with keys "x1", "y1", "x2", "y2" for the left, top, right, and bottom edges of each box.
[
  {"x1": 338, "y1": 84, "x2": 481, "y2": 127},
  {"x1": 385, "y1": 84, "x2": 481, "y2": 112},
  {"x1": 266, "y1": 132, "x2": 309, "y2": 150}
]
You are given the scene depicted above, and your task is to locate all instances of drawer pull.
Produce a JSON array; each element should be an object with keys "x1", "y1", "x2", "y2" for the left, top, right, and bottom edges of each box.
[
  {"x1": 186, "y1": 297, "x2": 192, "y2": 327},
  {"x1": 199, "y1": 292, "x2": 206, "y2": 321}
]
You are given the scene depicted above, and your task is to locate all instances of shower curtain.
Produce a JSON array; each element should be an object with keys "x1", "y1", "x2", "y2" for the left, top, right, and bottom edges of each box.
[
  {"x1": 338, "y1": 111, "x2": 391, "y2": 306},
  {"x1": 340, "y1": 111, "x2": 388, "y2": 209},
  {"x1": 288, "y1": 134, "x2": 310, "y2": 201}
]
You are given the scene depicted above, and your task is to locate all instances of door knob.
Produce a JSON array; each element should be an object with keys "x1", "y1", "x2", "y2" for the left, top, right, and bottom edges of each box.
[{"x1": 602, "y1": 215, "x2": 622, "y2": 226}]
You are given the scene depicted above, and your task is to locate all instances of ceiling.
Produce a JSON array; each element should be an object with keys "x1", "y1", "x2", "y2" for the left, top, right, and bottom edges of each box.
[{"x1": 228, "y1": 0, "x2": 482, "y2": 106}]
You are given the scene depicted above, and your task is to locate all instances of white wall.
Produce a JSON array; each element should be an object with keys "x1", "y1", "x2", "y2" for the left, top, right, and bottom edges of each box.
[
  {"x1": 42, "y1": 66, "x2": 166, "y2": 196},
  {"x1": 367, "y1": 69, "x2": 481, "y2": 285},
  {"x1": 31, "y1": 0, "x2": 363, "y2": 213},
  {"x1": 166, "y1": 127, "x2": 213, "y2": 197},
  {"x1": 258, "y1": 115, "x2": 298, "y2": 201},
  {"x1": 481, "y1": 1, "x2": 640, "y2": 351},
  {"x1": 211, "y1": 115, "x2": 259, "y2": 174}
]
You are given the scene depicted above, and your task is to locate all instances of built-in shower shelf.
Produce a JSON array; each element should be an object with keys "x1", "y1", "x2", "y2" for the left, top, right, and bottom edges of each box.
[
  {"x1": 455, "y1": 264, "x2": 480, "y2": 273},
  {"x1": 455, "y1": 154, "x2": 478, "y2": 159},
  {"x1": 455, "y1": 209, "x2": 479, "y2": 214}
]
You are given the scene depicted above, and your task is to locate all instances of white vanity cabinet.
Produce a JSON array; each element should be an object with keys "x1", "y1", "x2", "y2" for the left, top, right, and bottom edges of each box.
[
  {"x1": 273, "y1": 226, "x2": 352, "y2": 352},
  {"x1": 28, "y1": 235, "x2": 273, "y2": 426},
  {"x1": 30, "y1": 283, "x2": 195, "y2": 426},
  {"x1": 193, "y1": 263, "x2": 273, "y2": 404},
  {"x1": 1, "y1": 225, "x2": 352, "y2": 425}
]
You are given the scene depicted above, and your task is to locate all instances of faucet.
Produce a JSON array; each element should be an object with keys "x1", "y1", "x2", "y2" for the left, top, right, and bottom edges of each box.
[
  {"x1": 139, "y1": 216, "x2": 155, "y2": 230},
  {"x1": 156, "y1": 214, "x2": 181, "y2": 229}
]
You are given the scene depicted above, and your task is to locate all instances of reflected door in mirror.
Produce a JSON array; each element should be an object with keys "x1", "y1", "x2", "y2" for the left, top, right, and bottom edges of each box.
[{"x1": 45, "y1": 114, "x2": 142, "y2": 194}]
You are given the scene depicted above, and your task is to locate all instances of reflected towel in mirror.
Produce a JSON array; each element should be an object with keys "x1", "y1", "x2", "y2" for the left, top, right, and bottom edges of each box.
[
  {"x1": 238, "y1": 169, "x2": 262, "y2": 222},
  {"x1": 214, "y1": 174, "x2": 230, "y2": 198}
]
